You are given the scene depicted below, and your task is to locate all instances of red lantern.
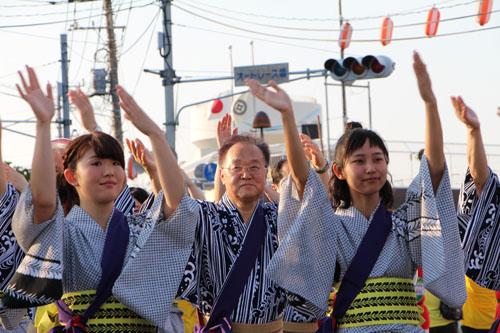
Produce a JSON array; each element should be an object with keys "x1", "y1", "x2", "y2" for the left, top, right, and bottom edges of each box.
[
  {"x1": 338, "y1": 22, "x2": 352, "y2": 50},
  {"x1": 477, "y1": 0, "x2": 493, "y2": 26},
  {"x1": 211, "y1": 99, "x2": 223, "y2": 114},
  {"x1": 380, "y1": 17, "x2": 394, "y2": 46},
  {"x1": 425, "y1": 7, "x2": 440, "y2": 37}
]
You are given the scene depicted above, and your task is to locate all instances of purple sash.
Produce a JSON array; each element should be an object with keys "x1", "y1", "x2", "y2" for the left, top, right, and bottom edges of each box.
[
  {"x1": 49, "y1": 209, "x2": 129, "y2": 333},
  {"x1": 198, "y1": 203, "x2": 267, "y2": 333},
  {"x1": 317, "y1": 203, "x2": 392, "y2": 333}
]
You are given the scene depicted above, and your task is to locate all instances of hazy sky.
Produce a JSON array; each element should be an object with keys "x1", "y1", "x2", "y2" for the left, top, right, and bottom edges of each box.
[{"x1": 0, "y1": 0, "x2": 499, "y2": 186}]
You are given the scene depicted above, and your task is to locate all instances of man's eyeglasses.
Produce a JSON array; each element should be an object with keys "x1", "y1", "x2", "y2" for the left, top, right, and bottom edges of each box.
[{"x1": 221, "y1": 164, "x2": 267, "y2": 176}]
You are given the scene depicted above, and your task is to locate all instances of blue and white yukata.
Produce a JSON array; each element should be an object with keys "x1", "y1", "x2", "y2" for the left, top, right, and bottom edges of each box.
[{"x1": 267, "y1": 158, "x2": 467, "y2": 332}]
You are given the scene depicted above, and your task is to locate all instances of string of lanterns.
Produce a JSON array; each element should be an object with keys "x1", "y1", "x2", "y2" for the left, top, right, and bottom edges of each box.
[{"x1": 339, "y1": 0, "x2": 493, "y2": 49}]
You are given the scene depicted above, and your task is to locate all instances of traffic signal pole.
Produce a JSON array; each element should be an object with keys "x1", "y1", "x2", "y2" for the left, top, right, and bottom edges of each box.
[{"x1": 339, "y1": 0, "x2": 348, "y2": 128}]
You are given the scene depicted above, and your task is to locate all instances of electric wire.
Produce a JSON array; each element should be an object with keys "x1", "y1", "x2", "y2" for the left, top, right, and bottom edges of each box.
[
  {"x1": 0, "y1": 1, "x2": 155, "y2": 29},
  {"x1": 174, "y1": 4, "x2": 500, "y2": 43},
  {"x1": 132, "y1": 10, "x2": 161, "y2": 94}
]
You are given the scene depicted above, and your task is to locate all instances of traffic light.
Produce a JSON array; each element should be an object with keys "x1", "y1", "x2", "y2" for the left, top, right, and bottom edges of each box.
[{"x1": 324, "y1": 55, "x2": 395, "y2": 83}]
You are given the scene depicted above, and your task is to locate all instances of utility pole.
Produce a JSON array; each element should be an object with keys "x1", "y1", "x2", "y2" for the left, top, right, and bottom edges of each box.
[
  {"x1": 159, "y1": 0, "x2": 176, "y2": 149},
  {"x1": 104, "y1": 0, "x2": 123, "y2": 144},
  {"x1": 60, "y1": 34, "x2": 71, "y2": 138},
  {"x1": 339, "y1": 0, "x2": 348, "y2": 128}
]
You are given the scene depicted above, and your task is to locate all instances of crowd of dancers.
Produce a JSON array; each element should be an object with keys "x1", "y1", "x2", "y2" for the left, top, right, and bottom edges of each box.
[{"x1": 0, "y1": 52, "x2": 497, "y2": 333}]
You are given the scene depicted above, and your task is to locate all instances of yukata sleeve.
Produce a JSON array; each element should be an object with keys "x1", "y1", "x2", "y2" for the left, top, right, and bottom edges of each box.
[
  {"x1": 4, "y1": 185, "x2": 64, "y2": 308},
  {"x1": 399, "y1": 157, "x2": 466, "y2": 307},
  {"x1": 0, "y1": 183, "x2": 19, "y2": 232},
  {"x1": 458, "y1": 168, "x2": 500, "y2": 290},
  {"x1": 113, "y1": 191, "x2": 201, "y2": 329},
  {"x1": 277, "y1": 175, "x2": 305, "y2": 240},
  {"x1": 268, "y1": 169, "x2": 341, "y2": 318},
  {"x1": 11, "y1": 185, "x2": 64, "y2": 253}
]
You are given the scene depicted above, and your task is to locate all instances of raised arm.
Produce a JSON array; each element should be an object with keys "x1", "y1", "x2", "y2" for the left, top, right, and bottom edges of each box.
[
  {"x1": 413, "y1": 52, "x2": 445, "y2": 191},
  {"x1": 451, "y1": 96, "x2": 489, "y2": 194},
  {"x1": 68, "y1": 88, "x2": 99, "y2": 132},
  {"x1": 16, "y1": 66, "x2": 56, "y2": 223},
  {"x1": 300, "y1": 133, "x2": 330, "y2": 189},
  {"x1": 117, "y1": 86, "x2": 184, "y2": 217},
  {"x1": 213, "y1": 113, "x2": 237, "y2": 202},
  {"x1": 2, "y1": 163, "x2": 28, "y2": 193},
  {"x1": 126, "y1": 138, "x2": 161, "y2": 195},
  {"x1": 246, "y1": 79, "x2": 309, "y2": 196}
]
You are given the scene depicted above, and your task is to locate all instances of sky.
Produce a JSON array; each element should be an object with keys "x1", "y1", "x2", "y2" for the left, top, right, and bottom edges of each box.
[{"x1": 0, "y1": 0, "x2": 499, "y2": 187}]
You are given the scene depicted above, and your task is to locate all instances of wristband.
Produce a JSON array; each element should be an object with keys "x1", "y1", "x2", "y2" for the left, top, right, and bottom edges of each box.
[{"x1": 314, "y1": 160, "x2": 329, "y2": 174}]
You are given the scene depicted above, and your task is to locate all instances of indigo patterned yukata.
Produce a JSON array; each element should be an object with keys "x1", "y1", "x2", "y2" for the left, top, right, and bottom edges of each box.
[
  {"x1": 268, "y1": 158, "x2": 467, "y2": 332},
  {"x1": 10, "y1": 187, "x2": 196, "y2": 331},
  {"x1": 458, "y1": 168, "x2": 499, "y2": 291},
  {"x1": 0, "y1": 183, "x2": 22, "y2": 291},
  {"x1": 176, "y1": 194, "x2": 313, "y2": 324}
]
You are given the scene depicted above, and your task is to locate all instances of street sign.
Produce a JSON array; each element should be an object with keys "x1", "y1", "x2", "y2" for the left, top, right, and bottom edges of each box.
[{"x1": 234, "y1": 63, "x2": 289, "y2": 87}]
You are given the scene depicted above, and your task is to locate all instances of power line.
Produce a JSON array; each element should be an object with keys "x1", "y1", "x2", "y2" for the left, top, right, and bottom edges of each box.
[
  {"x1": 174, "y1": 23, "x2": 342, "y2": 55},
  {"x1": 175, "y1": 0, "x2": 482, "y2": 32},
  {"x1": 0, "y1": 2, "x2": 65, "y2": 8},
  {"x1": 119, "y1": 8, "x2": 161, "y2": 56},
  {"x1": 0, "y1": 60, "x2": 59, "y2": 80},
  {"x1": 0, "y1": 28, "x2": 102, "y2": 44},
  {"x1": 71, "y1": 0, "x2": 97, "y2": 82},
  {"x1": 181, "y1": 0, "x2": 478, "y2": 23},
  {"x1": 174, "y1": 4, "x2": 500, "y2": 43},
  {"x1": 0, "y1": 1, "x2": 155, "y2": 29},
  {"x1": 132, "y1": 10, "x2": 161, "y2": 94}
]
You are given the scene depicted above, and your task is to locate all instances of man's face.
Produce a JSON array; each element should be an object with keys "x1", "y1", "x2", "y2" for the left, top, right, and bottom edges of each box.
[{"x1": 220, "y1": 142, "x2": 267, "y2": 204}]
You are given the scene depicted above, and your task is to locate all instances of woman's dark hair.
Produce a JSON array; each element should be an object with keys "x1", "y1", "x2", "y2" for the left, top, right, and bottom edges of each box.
[
  {"x1": 130, "y1": 187, "x2": 149, "y2": 204},
  {"x1": 271, "y1": 158, "x2": 288, "y2": 185},
  {"x1": 218, "y1": 135, "x2": 270, "y2": 167},
  {"x1": 329, "y1": 128, "x2": 393, "y2": 209},
  {"x1": 58, "y1": 131, "x2": 125, "y2": 212}
]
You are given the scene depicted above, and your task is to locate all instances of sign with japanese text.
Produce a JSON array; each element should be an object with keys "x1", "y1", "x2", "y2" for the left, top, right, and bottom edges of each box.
[{"x1": 234, "y1": 63, "x2": 289, "y2": 87}]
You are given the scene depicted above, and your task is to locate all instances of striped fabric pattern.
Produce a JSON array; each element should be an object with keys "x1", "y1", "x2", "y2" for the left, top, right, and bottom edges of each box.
[
  {"x1": 458, "y1": 168, "x2": 500, "y2": 290},
  {"x1": 176, "y1": 194, "x2": 297, "y2": 324},
  {"x1": 114, "y1": 186, "x2": 135, "y2": 216}
]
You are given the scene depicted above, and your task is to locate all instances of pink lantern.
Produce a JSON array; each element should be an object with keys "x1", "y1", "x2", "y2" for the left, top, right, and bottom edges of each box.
[
  {"x1": 477, "y1": 0, "x2": 493, "y2": 26},
  {"x1": 425, "y1": 7, "x2": 440, "y2": 37},
  {"x1": 338, "y1": 22, "x2": 352, "y2": 50},
  {"x1": 380, "y1": 17, "x2": 394, "y2": 46}
]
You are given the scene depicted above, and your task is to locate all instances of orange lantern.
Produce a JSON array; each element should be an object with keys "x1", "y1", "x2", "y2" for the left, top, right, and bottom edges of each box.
[
  {"x1": 477, "y1": 0, "x2": 493, "y2": 26},
  {"x1": 380, "y1": 17, "x2": 394, "y2": 46},
  {"x1": 338, "y1": 22, "x2": 352, "y2": 50},
  {"x1": 425, "y1": 6, "x2": 440, "y2": 37}
]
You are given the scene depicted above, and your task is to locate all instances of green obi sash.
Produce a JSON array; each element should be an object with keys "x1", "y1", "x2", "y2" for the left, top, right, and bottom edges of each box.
[
  {"x1": 36, "y1": 290, "x2": 156, "y2": 333},
  {"x1": 338, "y1": 277, "x2": 420, "y2": 328}
]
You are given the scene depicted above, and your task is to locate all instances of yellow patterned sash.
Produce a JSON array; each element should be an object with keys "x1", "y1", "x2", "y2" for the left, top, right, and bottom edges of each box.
[
  {"x1": 35, "y1": 290, "x2": 156, "y2": 333},
  {"x1": 337, "y1": 277, "x2": 420, "y2": 328}
]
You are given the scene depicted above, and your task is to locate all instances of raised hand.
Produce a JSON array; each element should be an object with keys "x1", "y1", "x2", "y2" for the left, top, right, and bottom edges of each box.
[
  {"x1": 246, "y1": 79, "x2": 293, "y2": 114},
  {"x1": 2, "y1": 163, "x2": 28, "y2": 192},
  {"x1": 126, "y1": 138, "x2": 157, "y2": 175},
  {"x1": 216, "y1": 113, "x2": 238, "y2": 148},
  {"x1": 117, "y1": 85, "x2": 162, "y2": 136},
  {"x1": 16, "y1": 66, "x2": 54, "y2": 123},
  {"x1": 300, "y1": 133, "x2": 327, "y2": 170},
  {"x1": 68, "y1": 88, "x2": 97, "y2": 132},
  {"x1": 451, "y1": 96, "x2": 480, "y2": 131},
  {"x1": 413, "y1": 52, "x2": 436, "y2": 105}
]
